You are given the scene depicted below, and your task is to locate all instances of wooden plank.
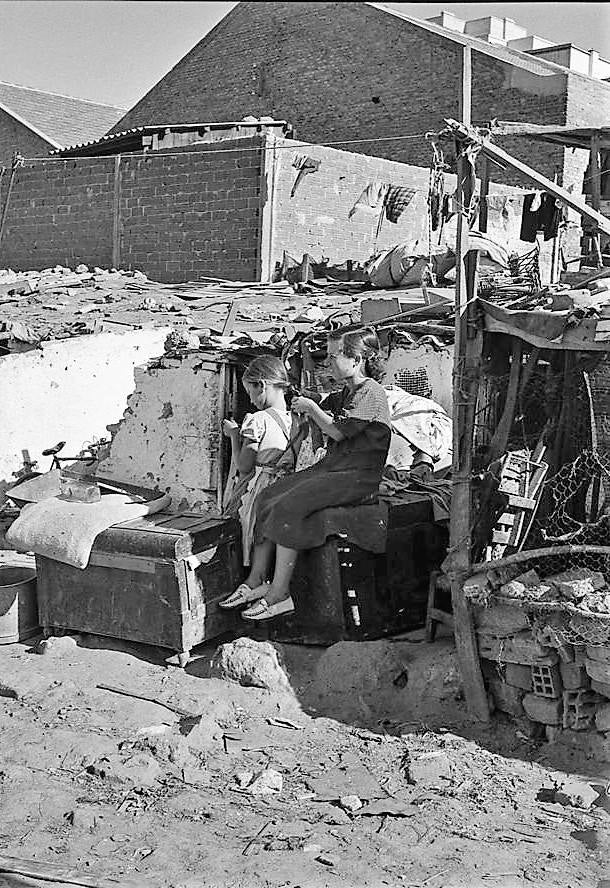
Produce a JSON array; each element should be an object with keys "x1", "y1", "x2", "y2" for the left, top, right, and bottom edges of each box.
[
  {"x1": 0, "y1": 853, "x2": 146, "y2": 888},
  {"x1": 460, "y1": 46, "x2": 472, "y2": 126},
  {"x1": 478, "y1": 155, "x2": 489, "y2": 234}
]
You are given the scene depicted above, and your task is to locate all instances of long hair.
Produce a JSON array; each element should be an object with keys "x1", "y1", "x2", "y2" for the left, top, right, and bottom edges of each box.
[
  {"x1": 328, "y1": 327, "x2": 385, "y2": 381},
  {"x1": 242, "y1": 355, "x2": 289, "y2": 388}
]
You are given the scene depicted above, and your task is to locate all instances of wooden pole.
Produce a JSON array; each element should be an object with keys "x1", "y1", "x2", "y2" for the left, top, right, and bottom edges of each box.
[
  {"x1": 112, "y1": 154, "x2": 122, "y2": 270},
  {"x1": 478, "y1": 155, "x2": 489, "y2": 234},
  {"x1": 590, "y1": 133, "x2": 603, "y2": 267},
  {"x1": 448, "y1": 54, "x2": 490, "y2": 722},
  {"x1": 459, "y1": 46, "x2": 472, "y2": 126}
]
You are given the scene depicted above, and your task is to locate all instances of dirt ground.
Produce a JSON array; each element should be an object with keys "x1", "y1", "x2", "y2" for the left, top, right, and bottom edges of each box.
[{"x1": 0, "y1": 624, "x2": 609, "y2": 888}]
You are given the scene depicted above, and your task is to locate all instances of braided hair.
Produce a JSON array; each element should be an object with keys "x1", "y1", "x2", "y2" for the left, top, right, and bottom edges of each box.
[{"x1": 328, "y1": 327, "x2": 385, "y2": 381}]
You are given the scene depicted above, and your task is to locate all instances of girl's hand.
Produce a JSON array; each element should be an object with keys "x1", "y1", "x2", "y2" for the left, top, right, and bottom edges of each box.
[
  {"x1": 222, "y1": 418, "x2": 239, "y2": 438},
  {"x1": 291, "y1": 396, "x2": 315, "y2": 416}
]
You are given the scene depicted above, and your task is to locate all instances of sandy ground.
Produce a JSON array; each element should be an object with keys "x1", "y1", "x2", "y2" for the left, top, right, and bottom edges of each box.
[{"x1": 0, "y1": 626, "x2": 609, "y2": 888}]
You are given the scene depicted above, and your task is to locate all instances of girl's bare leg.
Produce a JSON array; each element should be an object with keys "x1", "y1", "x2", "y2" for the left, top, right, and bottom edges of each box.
[
  {"x1": 263, "y1": 544, "x2": 299, "y2": 604},
  {"x1": 244, "y1": 539, "x2": 274, "y2": 588}
]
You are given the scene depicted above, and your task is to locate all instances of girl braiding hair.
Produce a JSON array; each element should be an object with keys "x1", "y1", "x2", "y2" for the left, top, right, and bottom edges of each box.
[{"x1": 328, "y1": 327, "x2": 385, "y2": 381}]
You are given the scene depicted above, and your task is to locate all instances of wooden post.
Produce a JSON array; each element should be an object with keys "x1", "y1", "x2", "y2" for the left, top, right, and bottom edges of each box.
[
  {"x1": 459, "y1": 46, "x2": 472, "y2": 126},
  {"x1": 478, "y1": 155, "x2": 489, "y2": 234},
  {"x1": 449, "y1": 126, "x2": 490, "y2": 722},
  {"x1": 591, "y1": 134, "x2": 603, "y2": 267},
  {"x1": 112, "y1": 154, "x2": 122, "y2": 270}
]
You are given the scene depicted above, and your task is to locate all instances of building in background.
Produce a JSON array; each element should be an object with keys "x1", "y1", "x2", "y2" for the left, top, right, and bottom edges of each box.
[
  {"x1": 106, "y1": 1, "x2": 610, "y2": 192},
  {"x1": 0, "y1": 81, "x2": 125, "y2": 167}
]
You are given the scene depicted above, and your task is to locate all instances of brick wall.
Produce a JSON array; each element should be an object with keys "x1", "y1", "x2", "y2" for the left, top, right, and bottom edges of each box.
[
  {"x1": 0, "y1": 137, "x2": 264, "y2": 282},
  {"x1": 0, "y1": 156, "x2": 116, "y2": 270}
]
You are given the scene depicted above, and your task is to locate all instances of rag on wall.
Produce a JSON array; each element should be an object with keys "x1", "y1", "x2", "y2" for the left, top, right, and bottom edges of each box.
[
  {"x1": 384, "y1": 185, "x2": 416, "y2": 223},
  {"x1": 348, "y1": 182, "x2": 389, "y2": 220},
  {"x1": 520, "y1": 192, "x2": 562, "y2": 242},
  {"x1": 290, "y1": 154, "x2": 321, "y2": 197}
]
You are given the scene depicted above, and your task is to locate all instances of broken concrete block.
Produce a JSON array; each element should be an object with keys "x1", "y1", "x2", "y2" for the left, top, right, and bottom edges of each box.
[
  {"x1": 409, "y1": 751, "x2": 452, "y2": 785},
  {"x1": 498, "y1": 580, "x2": 527, "y2": 599},
  {"x1": 586, "y1": 644, "x2": 610, "y2": 664},
  {"x1": 591, "y1": 678, "x2": 610, "y2": 699},
  {"x1": 473, "y1": 604, "x2": 530, "y2": 637},
  {"x1": 550, "y1": 568, "x2": 606, "y2": 600},
  {"x1": 339, "y1": 795, "x2": 363, "y2": 813},
  {"x1": 505, "y1": 663, "x2": 533, "y2": 691},
  {"x1": 210, "y1": 637, "x2": 293, "y2": 693},
  {"x1": 596, "y1": 703, "x2": 610, "y2": 733},
  {"x1": 522, "y1": 693, "x2": 563, "y2": 725},
  {"x1": 248, "y1": 768, "x2": 283, "y2": 795},
  {"x1": 35, "y1": 635, "x2": 80, "y2": 656},
  {"x1": 477, "y1": 631, "x2": 558, "y2": 666},
  {"x1": 560, "y1": 661, "x2": 590, "y2": 690},
  {"x1": 463, "y1": 573, "x2": 491, "y2": 601},
  {"x1": 586, "y1": 658, "x2": 610, "y2": 685},
  {"x1": 531, "y1": 663, "x2": 562, "y2": 698},
  {"x1": 554, "y1": 778, "x2": 600, "y2": 810},
  {"x1": 563, "y1": 690, "x2": 601, "y2": 731},
  {"x1": 487, "y1": 678, "x2": 525, "y2": 716}
]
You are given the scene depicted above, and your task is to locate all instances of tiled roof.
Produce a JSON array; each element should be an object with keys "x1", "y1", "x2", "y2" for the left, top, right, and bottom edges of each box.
[
  {"x1": 0, "y1": 81, "x2": 126, "y2": 148},
  {"x1": 367, "y1": 3, "x2": 581, "y2": 79}
]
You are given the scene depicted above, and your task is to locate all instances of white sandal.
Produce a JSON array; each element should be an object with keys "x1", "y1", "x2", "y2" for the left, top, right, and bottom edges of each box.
[
  {"x1": 241, "y1": 595, "x2": 295, "y2": 621},
  {"x1": 219, "y1": 582, "x2": 267, "y2": 609}
]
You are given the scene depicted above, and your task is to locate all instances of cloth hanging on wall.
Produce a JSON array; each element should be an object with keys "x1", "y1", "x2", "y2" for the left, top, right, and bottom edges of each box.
[
  {"x1": 348, "y1": 182, "x2": 389, "y2": 219},
  {"x1": 290, "y1": 154, "x2": 321, "y2": 197},
  {"x1": 520, "y1": 192, "x2": 563, "y2": 242},
  {"x1": 384, "y1": 185, "x2": 416, "y2": 223}
]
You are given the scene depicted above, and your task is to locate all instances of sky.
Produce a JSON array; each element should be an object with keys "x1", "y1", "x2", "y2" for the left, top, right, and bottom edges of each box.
[{"x1": 0, "y1": 2, "x2": 608, "y2": 109}]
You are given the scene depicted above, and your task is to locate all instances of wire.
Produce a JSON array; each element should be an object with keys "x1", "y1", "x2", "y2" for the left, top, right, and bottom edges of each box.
[{"x1": 15, "y1": 131, "x2": 430, "y2": 164}]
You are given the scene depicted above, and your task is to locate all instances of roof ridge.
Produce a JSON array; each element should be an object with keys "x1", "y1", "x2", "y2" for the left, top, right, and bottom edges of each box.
[
  {"x1": 365, "y1": 2, "x2": 583, "y2": 78},
  {"x1": 0, "y1": 79, "x2": 126, "y2": 111}
]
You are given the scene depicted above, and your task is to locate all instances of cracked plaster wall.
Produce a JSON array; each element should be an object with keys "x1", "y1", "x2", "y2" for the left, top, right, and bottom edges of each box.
[
  {"x1": 98, "y1": 353, "x2": 225, "y2": 512},
  {"x1": 0, "y1": 329, "x2": 169, "y2": 495}
]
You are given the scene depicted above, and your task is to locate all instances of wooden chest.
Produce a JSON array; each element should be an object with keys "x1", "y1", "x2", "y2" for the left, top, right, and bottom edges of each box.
[{"x1": 35, "y1": 512, "x2": 242, "y2": 665}]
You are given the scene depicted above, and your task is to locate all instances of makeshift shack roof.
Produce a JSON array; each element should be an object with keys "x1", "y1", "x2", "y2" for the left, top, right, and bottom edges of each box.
[
  {"x1": 490, "y1": 121, "x2": 610, "y2": 149},
  {"x1": 52, "y1": 120, "x2": 294, "y2": 157},
  {"x1": 0, "y1": 80, "x2": 125, "y2": 150},
  {"x1": 479, "y1": 297, "x2": 610, "y2": 351}
]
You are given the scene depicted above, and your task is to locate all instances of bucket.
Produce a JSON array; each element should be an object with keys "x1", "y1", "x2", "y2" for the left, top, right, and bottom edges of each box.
[{"x1": 0, "y1": 566, "x2": 38, "y2": 644}]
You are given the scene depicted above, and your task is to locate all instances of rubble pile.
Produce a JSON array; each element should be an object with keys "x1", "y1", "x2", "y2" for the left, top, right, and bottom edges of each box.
[{"x1": 464, "y1": 565, "x2": 610, "y2": 737}]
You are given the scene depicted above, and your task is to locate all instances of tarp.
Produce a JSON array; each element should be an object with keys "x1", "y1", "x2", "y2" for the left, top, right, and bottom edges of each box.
[{"x1": 479, "y1": 298, "x2": 610, "y2": 351}]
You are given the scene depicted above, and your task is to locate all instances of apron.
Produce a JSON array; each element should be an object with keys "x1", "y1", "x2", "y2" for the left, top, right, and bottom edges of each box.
[{"x1": 235, "y1": 408, "x2": 294, "y2": 565}]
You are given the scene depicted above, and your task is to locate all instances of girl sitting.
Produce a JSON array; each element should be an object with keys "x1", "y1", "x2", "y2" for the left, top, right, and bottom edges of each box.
[
  {"x1": 220, "y1": 327, "x2": 391, "y2": 620},
  {"x1": 221, "y1": 355, "x2": 304, "y2": 569}
]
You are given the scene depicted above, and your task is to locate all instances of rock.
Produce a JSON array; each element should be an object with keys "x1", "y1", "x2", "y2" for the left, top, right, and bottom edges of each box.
[
  {"x1": 64, "y1": 806, "x2": 100, "y2": 829},
  {"x1": 560, "y1": 662, "x2": 590, "y2": 690},
  {"x1": 550, "y1": 568, "x2": 606, "y2": 600},
  {"x1": 555, "y1": 779, "x2": 600, "y2": 810},
  {"x1": 35, "y1": 635, "x2": 80, "y2": 656},
  {"x1": 522, "y1": 693, "x2": 563, "y2": 725},
  {"x1": 235, "y1": 771, "x2": 254, "y2": 788},
  {"x1": 409, "y1": 751, "x2": 452, "y2": 784},
  {"x1": 324, "y1": 807, "x2": 351, "y2": 825},
  {"x1": 75, "y1": 264, "x2": 89, "y2": 274},
  {"x1": 248, "y1": 768, "x2": 283, "y2": 795},
  {"x1": 477, "y1": 631, "x2": 558, "y2": 666},
  {"x1": 505, "y1": 663, "x2": 533, "y2": 691},
  {"x1": 210, "y1": 637, "x2": 293, "y2": 692},
  {"x1": 586, "y1": 659, "x2": 610, "y2": 685},
  {"x1": 473, "y1": 604, "x2": 530, "y2": 637},
  {"x1": 591, "y1": 679, "x2": 610, "y2": 699},
  {"x1": 339, "y1": 795, "x2": 362, "y2": 813},
  {"x1": 586, "y1": 644, "x2": 610, "y2": 664},
  {"x1": 596, "y1": 703, "x2": 610, "y2": 732}
]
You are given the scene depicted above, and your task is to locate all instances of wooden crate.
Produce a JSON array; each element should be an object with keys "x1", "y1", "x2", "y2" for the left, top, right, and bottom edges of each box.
[{"x1": 35, "y1": 512, "x2": 242, "y2": 665}]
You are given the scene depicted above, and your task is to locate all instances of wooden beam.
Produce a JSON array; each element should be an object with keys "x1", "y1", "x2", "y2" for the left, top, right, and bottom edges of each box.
[
  {"x1": 478, "y1": 155, "x2": 489, "y2": 234},
  {"x1": 591, "y1": 133, "x2": 602, "y2": 213}
]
